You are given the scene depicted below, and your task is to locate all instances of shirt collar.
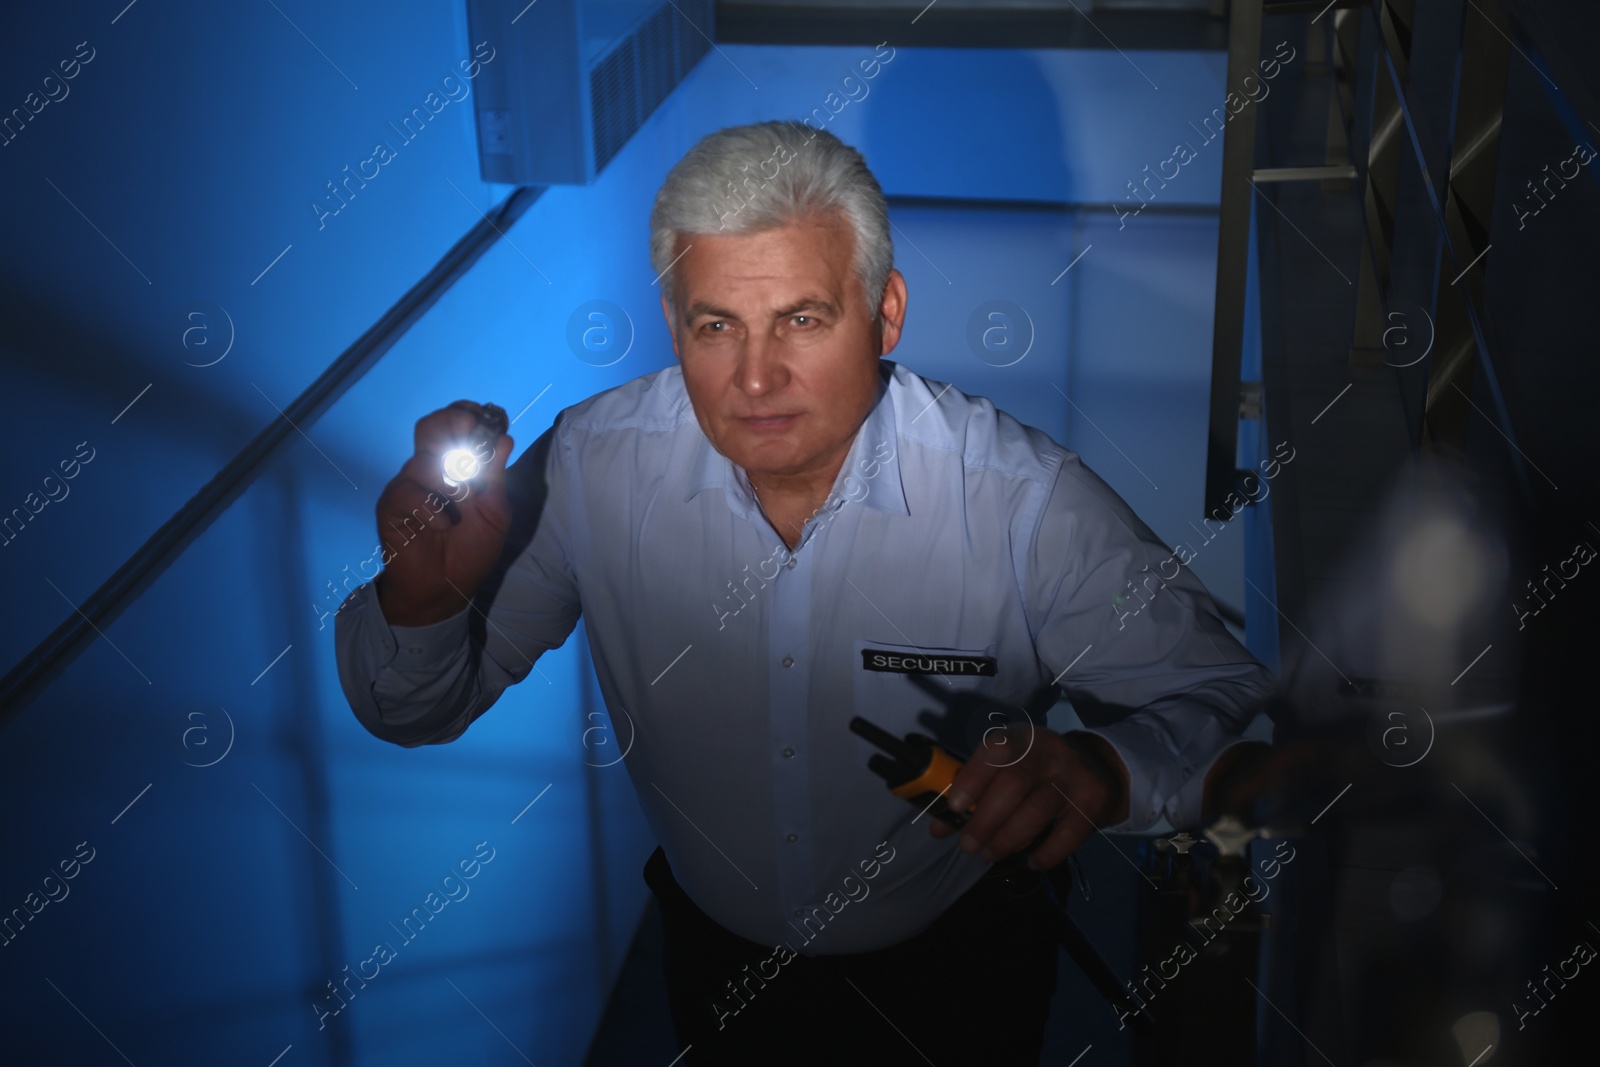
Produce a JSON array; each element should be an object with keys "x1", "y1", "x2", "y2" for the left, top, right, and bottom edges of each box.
[{"x1": 683, "y1": 359, "x2": 909, "y2": 517}]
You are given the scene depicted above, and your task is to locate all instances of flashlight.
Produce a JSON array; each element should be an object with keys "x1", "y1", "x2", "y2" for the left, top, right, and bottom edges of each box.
[{"x1": 441, "y1": 403, "x2": 508, "y2": 489}]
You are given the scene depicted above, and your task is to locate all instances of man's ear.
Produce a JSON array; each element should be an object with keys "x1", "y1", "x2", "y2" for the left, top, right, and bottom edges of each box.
[
  {"x1": 660, "y1": 292, "x2": 681, "y2": 361},
  {"x1": 876, "y1": 269, "x2": 908, "y2": 357}
]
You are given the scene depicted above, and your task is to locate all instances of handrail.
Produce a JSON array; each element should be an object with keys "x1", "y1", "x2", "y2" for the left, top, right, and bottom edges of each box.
[{"x1": 0, "y1": 184, "x2": 546, "y2": 730}]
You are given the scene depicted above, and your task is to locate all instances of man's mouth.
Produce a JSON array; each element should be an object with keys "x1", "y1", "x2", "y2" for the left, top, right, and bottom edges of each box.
[{"x1": 741, "y1": 414, "x2": 799, "y2": 432}]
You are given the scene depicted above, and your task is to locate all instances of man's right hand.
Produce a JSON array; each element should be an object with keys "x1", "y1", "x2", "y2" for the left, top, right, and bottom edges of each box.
[{"x1": 373, "y1": 400, "x2": 515, "y2": 627}]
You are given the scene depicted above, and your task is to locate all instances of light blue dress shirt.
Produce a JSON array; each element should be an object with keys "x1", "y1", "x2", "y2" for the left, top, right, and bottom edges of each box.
[{"x1": 335, "y1": 358, "x2": 1276, "y2": 953}]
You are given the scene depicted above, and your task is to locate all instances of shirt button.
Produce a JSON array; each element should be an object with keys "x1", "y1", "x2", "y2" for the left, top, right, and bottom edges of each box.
[
  {"x1": 784, "y1": 556, "x2": 797, "y2": 569},
  {"x1": 781, "y1": 655, "x2": 794, "y2": 668},
  {"x1": 408, "y1": 647, "x2": 423, "y2": 654},
  {"x1": 782, "y1": 747, "x2": 795, "y2": 759},
  {"x1": 786, "y1": 833, "x2": 799, "y2": 843}
]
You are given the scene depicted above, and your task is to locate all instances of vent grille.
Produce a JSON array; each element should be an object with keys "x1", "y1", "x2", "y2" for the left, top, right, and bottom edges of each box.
[{"x1": 591, "y1": 0, "x2": 713, "y2": 174}]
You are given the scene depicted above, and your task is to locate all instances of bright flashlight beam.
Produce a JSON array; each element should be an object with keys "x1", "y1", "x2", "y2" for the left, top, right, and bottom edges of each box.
[{"x1": 441, "y1": 447, "x2": 481, "y2": 487}]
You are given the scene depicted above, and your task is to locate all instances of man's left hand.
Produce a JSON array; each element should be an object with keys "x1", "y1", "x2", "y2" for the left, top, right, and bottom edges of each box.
[{"x1": 929, "y1": 725, "x2": 1130, "y2": 870}]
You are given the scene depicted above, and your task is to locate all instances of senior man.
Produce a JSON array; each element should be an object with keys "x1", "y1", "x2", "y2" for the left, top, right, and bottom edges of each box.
[{"x1": 335, "y1": 120, "x2": 1275, "y2": 1064}]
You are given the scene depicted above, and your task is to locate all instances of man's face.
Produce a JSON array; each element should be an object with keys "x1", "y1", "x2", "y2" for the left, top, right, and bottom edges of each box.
[{"x1": 660, "y1": 213, "x2": 906, "y2": 492}]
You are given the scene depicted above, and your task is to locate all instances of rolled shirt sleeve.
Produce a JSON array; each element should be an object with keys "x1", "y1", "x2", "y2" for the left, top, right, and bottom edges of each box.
[
  {"x1": 333, "y1": 421, "x2": 584, "y2": 748},
  {"x1": 1024, "y1": 452, "x2": 1277, "y2": 832}
]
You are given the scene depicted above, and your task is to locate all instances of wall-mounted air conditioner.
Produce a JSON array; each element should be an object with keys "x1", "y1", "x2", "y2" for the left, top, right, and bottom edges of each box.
[{"x1": 465, "y1": 0, "x2": 714, "y2": 185}]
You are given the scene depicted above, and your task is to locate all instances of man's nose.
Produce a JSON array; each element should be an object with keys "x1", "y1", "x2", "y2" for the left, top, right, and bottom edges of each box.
[{"x1": 734, "y1": 333, "x2": 789, "y2": 396}]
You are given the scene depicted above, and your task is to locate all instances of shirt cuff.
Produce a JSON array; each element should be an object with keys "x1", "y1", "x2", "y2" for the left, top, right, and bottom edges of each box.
[
  {"x1": 338, "y1": 581, "x2": 472, "y2": 672},
  {"x1": 1076, "y1": 720, "x2": 1259, "y2": 833}
]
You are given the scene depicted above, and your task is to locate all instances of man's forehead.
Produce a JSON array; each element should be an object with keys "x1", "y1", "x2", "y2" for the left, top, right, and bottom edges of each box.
[
  {"x1": 670, "y1": 222, "x2": 855, "y2": 306},
  {"x1": 679, "y1": 217, "x2": 849, "y2": 261}
]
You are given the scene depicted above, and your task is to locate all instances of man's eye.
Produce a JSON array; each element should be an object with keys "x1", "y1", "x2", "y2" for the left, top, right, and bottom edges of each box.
[{"x1": 792, "y1": 315, "x2": 813, "y2": 327}]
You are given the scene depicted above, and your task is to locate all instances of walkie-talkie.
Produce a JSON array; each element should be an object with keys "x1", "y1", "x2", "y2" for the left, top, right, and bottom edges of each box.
[
  {"x1": 849, "y1": 716, "x2": 974, "y2": 828},
  {"x1": 849, "y1": 713, "x2": 1158, "y2": 1033}
]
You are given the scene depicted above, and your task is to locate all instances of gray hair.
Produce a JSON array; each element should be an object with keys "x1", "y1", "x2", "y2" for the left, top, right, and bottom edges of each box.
[{"x1": 649, "y1": 120, "x2": 894, "y2": 321}]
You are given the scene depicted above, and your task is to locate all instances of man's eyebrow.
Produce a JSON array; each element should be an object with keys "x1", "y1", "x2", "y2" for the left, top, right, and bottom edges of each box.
[
  {"x1": 683, "y1": 298, "x2": 839, "y2": 322},
  {"x1": 774, "y1": 297, "x2": 838, "y2": 318},
  {"x1": 684, "y1": 301, "x2": 740, "y2": 322}
]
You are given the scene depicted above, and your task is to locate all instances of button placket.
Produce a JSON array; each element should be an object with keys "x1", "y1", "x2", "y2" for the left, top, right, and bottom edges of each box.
[{"x1": 769, "y1": 540, "x2": 814, "y2": 924}]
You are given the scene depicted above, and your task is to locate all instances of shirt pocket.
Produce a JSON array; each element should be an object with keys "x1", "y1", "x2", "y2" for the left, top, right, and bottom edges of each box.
[{"x1": 850, "y1": 638, "x2": 1022, "y2": 762}]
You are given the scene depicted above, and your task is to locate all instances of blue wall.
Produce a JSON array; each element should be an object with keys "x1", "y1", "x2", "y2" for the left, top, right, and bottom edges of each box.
[{"x1": 1, "y1": 4, "x2": 1254, "y2": 1063}]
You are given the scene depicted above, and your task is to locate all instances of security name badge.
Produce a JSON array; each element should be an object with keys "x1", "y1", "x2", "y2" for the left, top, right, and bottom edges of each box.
[{"x1": 859, "y1": 648, "x2": 997, "y2": 677}]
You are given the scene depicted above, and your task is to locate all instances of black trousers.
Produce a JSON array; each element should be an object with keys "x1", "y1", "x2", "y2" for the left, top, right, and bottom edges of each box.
[{"x1": 643, "y1": 847, "x2": 1058, "y2": 1066}]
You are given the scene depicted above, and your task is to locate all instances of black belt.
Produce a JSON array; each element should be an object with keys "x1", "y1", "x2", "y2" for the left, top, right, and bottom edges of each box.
[
  {"x1": 644, "y1": 846, "x2": 1017, "y2": 961},
  {"x1": 643, "y1": 844, "x2": 1150, "y2": 1032}
]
